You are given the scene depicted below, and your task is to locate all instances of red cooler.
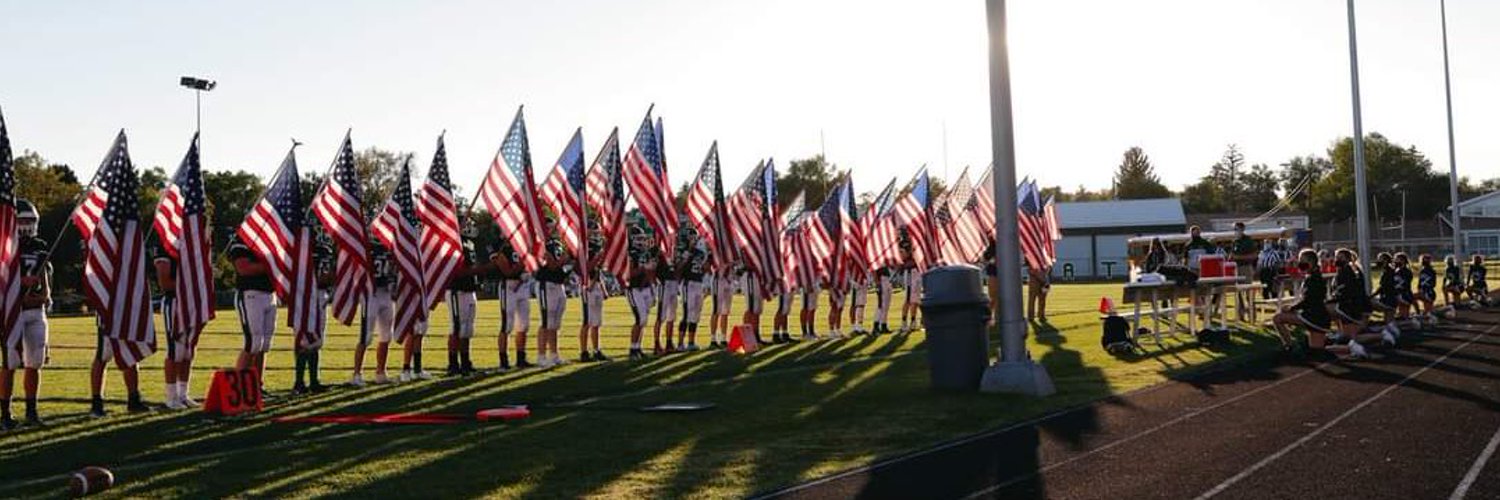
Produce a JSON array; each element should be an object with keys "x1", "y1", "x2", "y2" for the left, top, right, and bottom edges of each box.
[{"x1": 1199, "y1": 255, "x2": 1225, "y2": 277}]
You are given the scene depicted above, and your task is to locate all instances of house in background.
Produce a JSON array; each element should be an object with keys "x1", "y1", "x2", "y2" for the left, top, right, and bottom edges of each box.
[
  {"x1": 1054, "y1": 198, "x2": 1185, "y2": 280},
  {"x1": 1447, "y1": 192, "x2": 1500, "y2": 256}
]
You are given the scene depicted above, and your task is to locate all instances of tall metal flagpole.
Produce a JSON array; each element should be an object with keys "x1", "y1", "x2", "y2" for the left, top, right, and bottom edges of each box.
[
  {"x1": 1347, "y1": 0, "x2": 1373, "y2": 287},
  {"x1": 1440, "y1": 0, "x2": 1462, "y2": 256},
  {"x1": 983, "y1": 0, "x2": 1053, "y2": 396}
]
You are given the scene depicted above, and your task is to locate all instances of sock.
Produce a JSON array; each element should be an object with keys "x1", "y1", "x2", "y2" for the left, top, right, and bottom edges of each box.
[
  {"x1": 500, "y1": 350, "x2": 510, "y2": 366},
  {"x1": 24, "y1": 397, "x2": 36, "y2": 416},
  {"x1": 2, "y1": 400, "x2": 10, "y2": 420},
  {"x1": 448, "y1": 345, "x2": 459, "y2": 369},
  {"x1": 630, "y1": 342, "x2": 641, "y2": 350},
  {"x1": 128, "y1": 391, "x2": 142, "y2": 405},
  {"x1": 309, "y1": 350, "x2": 321, "y2": 385},
  {"x1": 177, "y1": 382, "x2": 189, "y2": 400},
  {"x1": 459, "y1": 344, "x2": 472, "y2": 369},
  {"x1": 413, "y1": 351, "x2": 423, "y2": 373}
]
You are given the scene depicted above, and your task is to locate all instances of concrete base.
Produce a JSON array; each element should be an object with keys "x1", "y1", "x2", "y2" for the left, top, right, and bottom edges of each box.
[{"x1": 980, "y1": 359, "x2": 1056, "y2": 396}]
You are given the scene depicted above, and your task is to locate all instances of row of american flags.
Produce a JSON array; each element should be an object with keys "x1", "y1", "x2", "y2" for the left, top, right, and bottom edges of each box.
[{"x1": 0, "y1": 104, "x2": 1061, "y2": 366}]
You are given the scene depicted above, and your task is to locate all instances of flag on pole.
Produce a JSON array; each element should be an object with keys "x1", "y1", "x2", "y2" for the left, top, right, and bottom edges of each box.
[
  {"x1": 812, "y1": 178, "x2": 849, "y2": 291},
  {"x1": 372, "y1": 159, "x2": 427, "y2": 342},
  {"x1": 941, "y1": 168, "x2": 985, "y2": 263},
  {"x1": 1017, "y1": 179, "x2": 1054, "y2": 271},
  {"x1": 728, "y1": 160, "x2": 779, "y2": 290},
  {"x1": 838, "y1": 176, "x2": 869, "y2": 281},
  {"x1": 0, "y1": 108, "x2": 23, "y2": 353},
  {"x1": 73, "y1": 131, "x2": 155, "y2": 366},
  {"x1": 889, "y1": 168, "x2": 934, "y2": 271},
  {"x1": 479, "y1": 106, "x2": 545, "y2": 273},
  {"x1": 152, "y1": 133, "x2": 215, "y2": 341},
  {"x1": 623, "y1": 106, "x2": 676, "y2": 260},
  {"x1": 863, "y1": 178, "x2": 898, "y2": 271},
  {"x1": 237, "y1": 147, "x2": 319, "y2": 346},
  {"x1": 417, "y1": 134, "x2": 464, "y2": 309},
  {"x1": 585, "y1": 128, "x2": 629, "y2": 280},
  {"x1": 685, "y1": 142, "x2": 731, "y2": 271},
  {"x1": 971, "y1": 167, "x2": 996, "y2": 241},
  {"x1": 779, "y1": 191, "x2": 808, "y2": 291},
  {"x1": 539, "y1": 129, "x2": 588, "y2": 285},
  {"x1": 310, "y1": 132, "x2": 369, "y2": 325}
]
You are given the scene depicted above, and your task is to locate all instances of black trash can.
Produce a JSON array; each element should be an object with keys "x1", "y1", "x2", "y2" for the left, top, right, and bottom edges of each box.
[{"x1": 921, "y1": 265, "x2": 992, "y2": 391}]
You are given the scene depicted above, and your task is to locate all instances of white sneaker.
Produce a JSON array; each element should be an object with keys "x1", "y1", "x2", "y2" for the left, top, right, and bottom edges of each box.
[
  {"x1": 350, "y1": 374, "x2": 365, "y2": 387},
  {"x1": 416, "y1": 371, "x2": 433, "y2": 380},
  {"x1": 165, "y1": 397, "x2": 186, "y2": 410},
  {"x1": 553, "y1": 353, "x2": 569, "y2": 365},
  {"x1": 182, "y1": 395, "x2": 200, "y2": 407},
  {"x1": 537, "y1": 356, "x2": 556, "y2": 368},
  {"x1": 1348, "y1": 341, "x2": 1370, "y2": 360},
  {"x1": 399, "y1": 370, "x2": 413, "y2": 382},
  {"x1": 374, "y1": 372, "x2": 391, "y2": 384}
]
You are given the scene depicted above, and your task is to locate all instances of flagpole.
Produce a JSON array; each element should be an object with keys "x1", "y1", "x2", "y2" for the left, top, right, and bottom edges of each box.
[
  {"x1": 983, "y1": 0, "x2": 1053, "y2": 396},
  {"x1": 1440, "y1": 0, "x2": 1462, "y2": 256},
  {"x1": 1346, "y1": 0, "x2": 1373, "y2": 288}
]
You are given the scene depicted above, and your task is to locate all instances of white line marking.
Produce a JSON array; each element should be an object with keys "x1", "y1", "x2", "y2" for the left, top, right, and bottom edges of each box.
[
  {"x1": 1196, "y1": 326, "x2": 1492, "y2": 499},
  {"x1": 1450, "y1": 423, "x2": 1500, "y2": 500}
]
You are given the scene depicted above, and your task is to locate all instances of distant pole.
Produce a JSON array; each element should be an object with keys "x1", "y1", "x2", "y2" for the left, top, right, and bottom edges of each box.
[
  {"x1": 195, "y1": 89, "x2": 202, "y2": 134},
  {"x1": 1440, "y1": 0, "x2": 1463, "y2": 256},
  {"x1": 1346, "y1": 0, "x2": 1373, "y2": 287},
  {"x1": 983, "y1": 0, "x2": 1051, "y2": 396},
  {"x1": 942, "y1": 120, "x2": 950, "y2": 181}
]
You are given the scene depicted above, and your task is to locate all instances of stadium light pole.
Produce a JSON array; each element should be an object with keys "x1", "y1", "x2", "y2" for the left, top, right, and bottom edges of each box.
[
  {"x1": 982, "y1": 0, "x2": 1053, "y2": 396},
  {"x1": 179, "y1": 76, "x2": 216, "y2": 135},
  {"x1": 1440, "y1": 0, "x2": 1463, "y2": 256},
  {"x1": 1345, "y1": 0, "x2": 1373, "y2": 287}
]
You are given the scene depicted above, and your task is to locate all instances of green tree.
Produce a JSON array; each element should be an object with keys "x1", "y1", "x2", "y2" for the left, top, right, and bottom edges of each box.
[
  {"x1": 13, "y1": 151, "x2": 85, "y2": 294},
  {"x1": 354, "y1": 147, "x2": 410, "y2": 209},
  {"x1": 202, "y1": 169, "x2": 266, "y2": 291},
  {"x1": 1308, "y1": 133, "x2": 1450, "y2": 223},
  {"x1": 1278, "y1": 155, "x2": 1333, "y2": 211},
  {"x1": 1112, "y1": 147, "x2": 1172, "y2": 199},
  {"x1": 1182, "y1": 145, "x2": 1267, "y2": 214},
  {"x1": 775, "y1": 155, "x2": 836, "y2": 209},
  {"x1": 1240, "y1": 163, "x2": 1280, "y2": 213}
]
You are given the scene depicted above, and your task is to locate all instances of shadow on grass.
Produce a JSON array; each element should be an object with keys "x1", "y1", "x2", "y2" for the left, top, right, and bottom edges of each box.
[{"x1": 1, "y1": 321, "x2": 1291, "y2": 499}]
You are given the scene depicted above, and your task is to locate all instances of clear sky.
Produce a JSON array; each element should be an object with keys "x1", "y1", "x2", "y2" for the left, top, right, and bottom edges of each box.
[{"x1": 3, "y1": 0, "x2": 1498, "y2": 198}]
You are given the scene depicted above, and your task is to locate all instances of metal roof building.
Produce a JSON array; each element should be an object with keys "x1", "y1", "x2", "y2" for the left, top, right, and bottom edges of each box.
[{"x1": 1053, "y1": 198, "x2": 1186, "y2": 280}]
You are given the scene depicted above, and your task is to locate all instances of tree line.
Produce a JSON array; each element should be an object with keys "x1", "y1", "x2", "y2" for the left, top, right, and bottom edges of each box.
[{"x1": 1047, "y1": 133, "x2": 1492, "y2": 223}]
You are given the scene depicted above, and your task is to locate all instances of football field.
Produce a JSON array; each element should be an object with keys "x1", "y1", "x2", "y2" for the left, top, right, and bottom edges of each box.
[{"x1": 2, "y1": 283, "x2": 1287, "y2": 498}]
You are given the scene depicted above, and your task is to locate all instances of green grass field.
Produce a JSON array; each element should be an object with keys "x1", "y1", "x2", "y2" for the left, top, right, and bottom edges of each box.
[{"x1": 1, "y1": 283, "x2": 1295, "y2": 498}]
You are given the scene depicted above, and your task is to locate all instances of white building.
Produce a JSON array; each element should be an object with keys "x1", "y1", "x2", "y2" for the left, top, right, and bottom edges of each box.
[
  {"x1": 1053, "y1": 198, "x2": 1186, "y2": 280},
  {"x1": 1447, "y1": 192, "x2": 1500, "y2": 256}
]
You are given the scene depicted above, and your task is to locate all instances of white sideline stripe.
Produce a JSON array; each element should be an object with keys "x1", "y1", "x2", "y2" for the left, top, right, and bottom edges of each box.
[
  {"x1": 759, "y1": 359, "x2": 1331, "y2": 500},
  {"x1": 1450, "y1": 423, "x2": 1500, "y2": 500},
  {"x1": 1195, "y1": 324, "x2": 1494, "y2": 499}
]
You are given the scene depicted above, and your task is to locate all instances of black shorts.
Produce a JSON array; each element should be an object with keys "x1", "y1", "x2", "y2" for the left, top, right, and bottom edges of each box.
[{"x1": 1295, "y1": 310, "x2": 1332, "y2": 332}]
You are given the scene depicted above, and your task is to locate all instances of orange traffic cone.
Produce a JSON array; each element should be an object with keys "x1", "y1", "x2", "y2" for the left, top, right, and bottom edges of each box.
[{"x1": 1099, "y1": 296, "x2": 1116, "y2": 315}]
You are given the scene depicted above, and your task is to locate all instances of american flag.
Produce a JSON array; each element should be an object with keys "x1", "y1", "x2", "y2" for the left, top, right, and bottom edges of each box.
[
  {"x1": 930, "y1": 186, "x2": 956, "y2": 264},
  {"x1": 418, "y1": 134, "x2": 464, "y2": 309},
  {"x1": 0, "y1": 108, "x2": 20, "y2": 355},
  {"x1": 238, "y1": 147, "x2": 319, "y2": 346},
  {"x1": 539, "y1": 129, "x2": 588, "y2": 284},
  {"x1": 786, "y1": 212, "x2": 822, "y2": 292},
  {"x1": 889, "y1": 168, "x2": 935, "y2": 271},
  {"x1": 838, "y1": 177, "x2": 869, "y2": 281},
  {"x1": 685, "y1": 141, "x2": 732, "y2": 271},
  {"x1": 73, "y1": 132, "x2": 155, "y2": 366},
  {"x1": 940, "y1": 169, "x2": 985, "y2": 264},
  {"x1": 728, "y1": 160, "x2": 780, "y2": 292},
  {"x1": 1017, "y1": 179, "x2": 1055, "y2": 271},
  {"x1": 585, "y1": 128, "x2": 629, "y2": 280},
  {"x1": 779, "y1": 191, "x2": 808, "y2": 291},
  {"x1": 310, "y1": 132, "x2": 369, "y2": 325},
  {"x1": 372, "y1": 159, "x2": 427, "y2": 342},
  {"x1": 862, "y1": 178, "x2": 897, "y2": 271},
  {"x1": 811, "y1": 178, "x2": 849, "y2": 291},
  {"x1": 951, "y1": 169, "x2": 990, "y2": 264},
  {"x1": 151, "y1": 133, "x2": 215, "y2": 342},
  {"x1": 970, "y1": 167, "x2": 996, "y2": 241},
  {"x1": 623, "y1": 107, "x2": 676, "y2": 260},
  {"x1": 479, "y1": 106, "x2": 545, "y2": 273}
]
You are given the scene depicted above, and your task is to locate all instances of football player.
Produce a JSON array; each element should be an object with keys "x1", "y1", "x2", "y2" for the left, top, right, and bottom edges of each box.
[
  {"x1": 227, "y1": 234, "x2": 276, "y2": 398},
  {"x1": 677, "y1": 229, "x2": 709, "y2": 351},
  {"x1": 872, "y1": 265, "x2": 893, "y2": 334},
  {"x1": 848, "y1": 273, "x2": 869, "y2": 335},
  {"x1": 445, "y1": 227, "x2": 487, "y2": 376},
  {"x1": 292, "y1": 235, "x2": 334, "y2": 394},
  {"x1": 535, "y1": 218, "x2": 571, "y2": 367},
  {"x1": 655, "y1": 243, "x2": 682, "y2": 354},
  {"x1": 2, "y1": 201, "x2": 49, "y2": 427},
  {"x1": 579, "y1": 225, "x2": 607, "y2": 362},
  {"x1": 709, "y1": 263, "x2": 735, "y2": 349},
  {"x1": 352, "y1": 238, "x2": 395, "y2": 385},
  {"x1": 626, "y1": 225, "x2": 658, "y2": 360},
  {"x1": 491, "y1": 239, "x2": 532, "y2": 369},
  {"x1": 153, "y1": 241, "x2": 197, "y2": 410}
]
